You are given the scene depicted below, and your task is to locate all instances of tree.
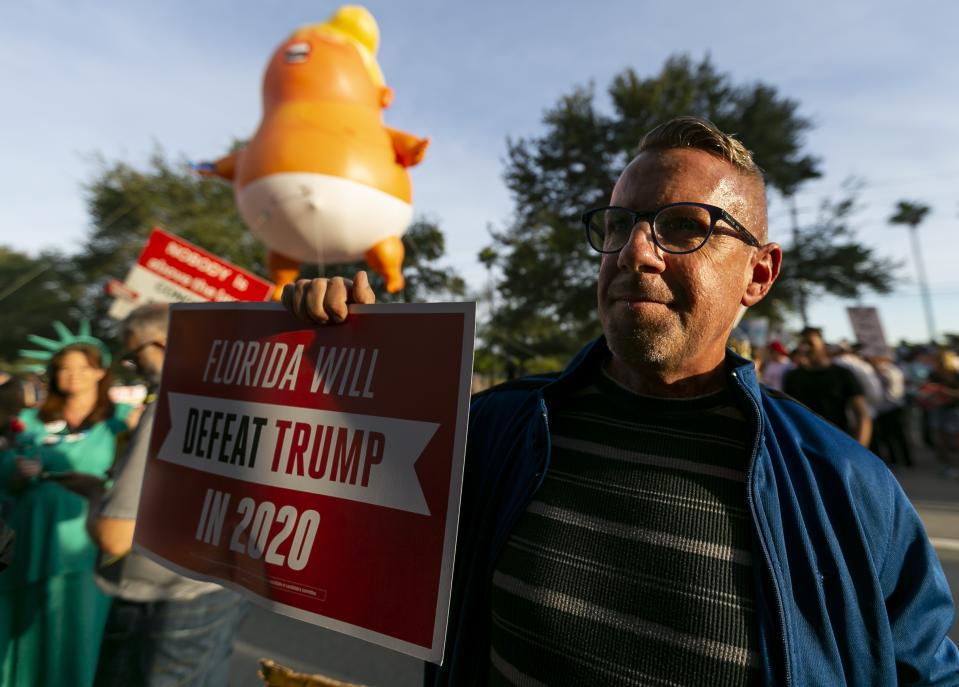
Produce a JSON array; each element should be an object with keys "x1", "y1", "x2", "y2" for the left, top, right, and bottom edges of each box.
[
  {"x1": 485, "y1": 55, "x2": 890, "y2": 369},
  {"x1": 75, "y1": 148, "x2": 260, "y2": 338},
  {"x1": 318, "y1": 217, "x2": 466, "y2": 303},
  {"x1": 0, "y1": 246, "x2": 79, "y2": 364},
  {"x1": 763, "y1": 184, "x2": 898, "y2": 326},
  {"x1": 889, "y1": 200, "x2": 935, "y2": 340},
  {"x1": 1, "y1": 148, "x2": 464, "y2": 365}
]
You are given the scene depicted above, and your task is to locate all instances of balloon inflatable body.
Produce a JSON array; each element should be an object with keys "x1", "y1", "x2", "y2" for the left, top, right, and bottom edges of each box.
[{"x1": 199, "y1": 6, "x2": 428, "y2": 295}]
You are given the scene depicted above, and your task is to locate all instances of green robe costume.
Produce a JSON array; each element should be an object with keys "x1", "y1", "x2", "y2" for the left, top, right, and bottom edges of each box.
[{"x1": 0, "y1": 405, "x2": 130, "y2": 687}]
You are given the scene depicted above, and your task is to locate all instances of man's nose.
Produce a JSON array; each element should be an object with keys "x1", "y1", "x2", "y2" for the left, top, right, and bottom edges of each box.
[{"x1": 617, "y1": 221, "x2": 666, "y2": 272}]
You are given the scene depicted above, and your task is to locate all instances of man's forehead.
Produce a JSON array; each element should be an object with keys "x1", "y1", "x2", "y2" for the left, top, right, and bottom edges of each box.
[
  {"x1": 614, "y1": 148, "x2": 742, "y2": 197},
  {"x1": 612, "y1": 147, "x2": 766, "y2": 236}
]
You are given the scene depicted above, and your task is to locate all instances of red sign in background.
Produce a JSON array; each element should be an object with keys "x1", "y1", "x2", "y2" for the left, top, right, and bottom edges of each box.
[
  {"x1": 135, "y1": 302, "x2": 474, "y2": 662},
  {"x1": 138, "y1": 228, "x2": 274, "y2": 302}
]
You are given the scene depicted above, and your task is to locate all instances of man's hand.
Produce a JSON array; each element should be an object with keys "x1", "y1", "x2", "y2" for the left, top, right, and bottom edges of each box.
[
  {"x1": 850, "y1": 395, "x2": 873, "y2": 447},
  {"x1": 281, "y1": 271, "x2": 376, "y2": 325},
  {"x1": 125, "y1": 405, "x2": 146, "y2": 430}
]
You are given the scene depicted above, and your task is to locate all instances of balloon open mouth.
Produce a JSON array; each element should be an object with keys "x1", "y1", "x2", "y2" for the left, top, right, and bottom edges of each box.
[{"x1": 285, "y1": 42, "x2": 311, "y2": 63}]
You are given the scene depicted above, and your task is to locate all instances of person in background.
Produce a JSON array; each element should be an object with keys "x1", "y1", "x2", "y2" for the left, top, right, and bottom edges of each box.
[
  {"x1": 0, "y1": 378, "x2": 23, "y2": 571},
  {"x1": 58, "y1": 303, "x2": 248, "y2": 686},
  {"x1": 0, "y1": 377, "x2": 26, "y2": 452},
  {"x1": 783, "y1": 327, "x2": 872, "y2": 446},
  {"x1": 919, "y1": 348, "x2": 959, "y2": 479},
  {"x1": 833, "y1": 341, "x2": 884, "y2": 424},
  {"x1": 869, "y1": 352, "x2": 913, "y2": 468},
  {"x1": 0, "y1": 328, "x2": 130, "y2": 687},
  {"x1": 759, "y1": 339, "x2": 791, "y2": 391}
]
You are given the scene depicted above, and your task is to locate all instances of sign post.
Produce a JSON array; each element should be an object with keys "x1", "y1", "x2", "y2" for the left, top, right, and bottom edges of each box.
[{"x1": 134, "y1": 302, "x2": 475, "y2": 663}]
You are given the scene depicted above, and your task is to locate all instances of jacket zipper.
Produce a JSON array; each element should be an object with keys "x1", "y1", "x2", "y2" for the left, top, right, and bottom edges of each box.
[
  {"x1": 733, "y1": 370, "x2": 791, "y2": 687},
  {"x1": 533, "y1": 396, "x2": 551, "y2": 492}
]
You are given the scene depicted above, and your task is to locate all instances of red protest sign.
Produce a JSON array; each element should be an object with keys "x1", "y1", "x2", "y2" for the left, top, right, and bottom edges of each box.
[
  {"x1": 108, "y1": 228, "x2": 274, "y2": 319},
  {"x1": 134, "y1": 302, "x2": 474, "y2": 663}
]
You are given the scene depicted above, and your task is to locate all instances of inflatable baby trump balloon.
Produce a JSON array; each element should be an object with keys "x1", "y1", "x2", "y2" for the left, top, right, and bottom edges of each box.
[{"x1": 197, "y1": 5, "x2": 429, "y2": 295}]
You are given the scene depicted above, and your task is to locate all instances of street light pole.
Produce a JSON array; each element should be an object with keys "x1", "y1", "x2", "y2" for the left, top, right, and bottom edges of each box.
[
  {"x1": 789, "y1": 196, "x2": 809, "y2": 327},
  {"x1": 907, "y1": 224, "x2": 937, "y2": 342},
  {"x1": 889, "y1": 200, "x2": 935, "y2": 344}
]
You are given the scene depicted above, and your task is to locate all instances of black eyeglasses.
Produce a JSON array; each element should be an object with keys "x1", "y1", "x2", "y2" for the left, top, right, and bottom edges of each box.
[
  {"x1": 121, "y1": 341, "x2": 164, "y2": 368},
  {"x1": 582, "y1": 202, "x2": 761, "y2": 255}
]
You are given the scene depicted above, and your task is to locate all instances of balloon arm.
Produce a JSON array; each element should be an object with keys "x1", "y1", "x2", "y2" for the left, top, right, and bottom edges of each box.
[
  {"x1": 268, "y1": 250, "x2": 301, "y2": 301},
  {"x1": 192, "y1": 152, "x2": 239, "y2": 181},
  {"x1": 386, "y1": 128, "x2": 429, "y2": 168}
]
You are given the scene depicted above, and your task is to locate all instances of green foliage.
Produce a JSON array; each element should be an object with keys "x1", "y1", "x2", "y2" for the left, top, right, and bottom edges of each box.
[
  {"x1": 313, "y1": 218, "x2": 466, "y2": 303},
  {"x1": 74, "y1": 149, "x2": 262, "y2": 336},
  {"x1": 0, "y1": 247, "x2": 81, "y2": 363},
  {"x1": 486, "y1": 55, "x2": 824, "y2": 369},
  {"x1": 769, "y1": 186, "x2": 899, "y2": 325},
  {"x1": 889, "y1": 200, "x2": 931, "y2": 228},
  {"x1": 1, "y1": 148, "x2": 463, "y2": 366}
]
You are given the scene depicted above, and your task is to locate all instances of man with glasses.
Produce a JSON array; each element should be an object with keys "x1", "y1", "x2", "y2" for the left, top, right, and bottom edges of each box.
[
  {"x1": 283, "y1": 117, "x2": 959, "y2": 685},
  {"x1": 62, "y1": 303, "x2": 248, "y2": 686}
]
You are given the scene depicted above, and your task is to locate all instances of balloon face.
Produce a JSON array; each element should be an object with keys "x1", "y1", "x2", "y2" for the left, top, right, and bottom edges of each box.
[{"x1": 261, "y1": 29, "x2": 381, "y2": 110}]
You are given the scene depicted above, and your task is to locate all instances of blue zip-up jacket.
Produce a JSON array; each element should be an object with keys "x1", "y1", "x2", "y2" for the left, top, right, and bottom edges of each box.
[{"x1": 428, "y1": 337, "x2": 959, "y2": 686}]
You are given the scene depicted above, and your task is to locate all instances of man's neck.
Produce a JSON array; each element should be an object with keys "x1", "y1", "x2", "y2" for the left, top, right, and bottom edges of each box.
[
  {"x1": 808, "y1": 353, "x2": 832, "y2": 369},
  {"x1": 604, "y1": 355, "x2": 729, "y2": 399}
]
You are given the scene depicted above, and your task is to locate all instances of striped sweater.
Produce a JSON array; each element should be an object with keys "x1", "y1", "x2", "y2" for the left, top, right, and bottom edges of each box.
[{"x1": 489, "y1": 369, "x2": 758, "y2": 686}]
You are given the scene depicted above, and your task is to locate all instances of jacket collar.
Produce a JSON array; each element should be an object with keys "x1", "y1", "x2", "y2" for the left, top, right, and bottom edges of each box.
[{"x1": 544, "y1": 335, "x2": 763, "y2": 404}]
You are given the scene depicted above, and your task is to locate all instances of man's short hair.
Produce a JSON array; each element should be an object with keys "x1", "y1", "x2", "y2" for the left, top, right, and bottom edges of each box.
[
  {"x1": 121, "y1": 303, "x2": 170, "y2": 341},
  {"x1": 638, "y1": 116, "x2": 764, "y2": 181},
  {"x1": 799, "y1": 326, "x2": 823, "y2": 339}
]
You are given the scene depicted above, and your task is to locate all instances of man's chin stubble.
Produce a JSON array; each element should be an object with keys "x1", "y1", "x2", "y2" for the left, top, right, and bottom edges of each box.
[{"x1": 605, "y1": 324, "x2": 675, "y2": 368}]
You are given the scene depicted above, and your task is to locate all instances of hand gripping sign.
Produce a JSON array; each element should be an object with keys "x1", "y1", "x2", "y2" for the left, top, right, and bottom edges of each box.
[{"x1": 134, "y1": 301, "x2": 475, "y2": 662}]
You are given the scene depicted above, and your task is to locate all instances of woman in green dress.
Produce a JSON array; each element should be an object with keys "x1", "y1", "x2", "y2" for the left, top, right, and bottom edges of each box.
[{"x1": 0, "y1": 341, "x2": 130, "y2": 687}]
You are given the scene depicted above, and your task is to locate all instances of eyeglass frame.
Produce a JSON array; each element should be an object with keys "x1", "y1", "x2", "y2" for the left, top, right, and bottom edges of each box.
[
  {"x1": 120, "y1": 340, "x2": 165, "y2": 368},
  {"x1": 581, "y1": 202, "x2": 762, "y2": 255}
]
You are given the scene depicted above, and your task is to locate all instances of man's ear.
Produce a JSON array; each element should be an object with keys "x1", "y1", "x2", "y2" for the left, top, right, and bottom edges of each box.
[{"x1": 742, "y1": 242, "x2": 782, "y2": 307}]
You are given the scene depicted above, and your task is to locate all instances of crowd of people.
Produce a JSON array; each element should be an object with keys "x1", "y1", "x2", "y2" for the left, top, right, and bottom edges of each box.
[
  {"x1": 0, "y1": 115, "x2": 956, "y2": 685},
  {"x1": 747, "y1": 328, "x2": 959, "y2": 478},
  {"x1": 0, "y1": 306, "x2": 246, "y2": 687}
]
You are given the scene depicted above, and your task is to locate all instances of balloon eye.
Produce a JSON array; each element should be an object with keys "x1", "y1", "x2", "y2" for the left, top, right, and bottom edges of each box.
[{"x1": 285, "y1": 42, "x2": 311, "y2": 63}]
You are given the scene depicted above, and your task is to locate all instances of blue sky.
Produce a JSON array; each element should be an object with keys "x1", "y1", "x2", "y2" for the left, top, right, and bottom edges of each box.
[{"x1": 2, "y1": 0, "x2": 958, "y2": 345}]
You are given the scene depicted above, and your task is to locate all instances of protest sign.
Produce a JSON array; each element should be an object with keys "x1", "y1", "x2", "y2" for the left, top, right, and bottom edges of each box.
[
  {"x1": 108, "y1": 228, "x2": 274, "y2": 319},
  {"x1": 846, "y1": 306, "x2": 891, "y2": 357},
  {"x1": 134, "y1": 302, "x2": 475, "y2": 663}
]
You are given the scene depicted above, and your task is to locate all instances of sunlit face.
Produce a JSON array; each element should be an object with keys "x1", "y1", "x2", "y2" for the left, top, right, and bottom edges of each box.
[
  {"x1": 54, "y1": 350, "x2": 106, "y2": 396},
  {"x1": 798, "y1": 331, "x2": 828, "y2": 361},
  {"x1": 597, "y1": 148, "x2": 767, "y2": 377}
]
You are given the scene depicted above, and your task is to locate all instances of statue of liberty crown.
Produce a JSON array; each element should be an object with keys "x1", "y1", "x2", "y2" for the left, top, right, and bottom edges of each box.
[{"x1": 18, "y1": 320, "x2": 112, "y2": 373}]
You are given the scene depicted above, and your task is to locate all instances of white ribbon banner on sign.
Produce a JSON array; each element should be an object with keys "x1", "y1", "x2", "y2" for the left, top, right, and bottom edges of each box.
[{"x1": 159, "y1": 392, "x2": 437, "y2": 515}]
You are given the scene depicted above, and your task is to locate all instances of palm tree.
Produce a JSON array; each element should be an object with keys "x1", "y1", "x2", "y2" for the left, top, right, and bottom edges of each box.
[{"x1": 889, "y1": 200, "x2": 934, "y2": 342}]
